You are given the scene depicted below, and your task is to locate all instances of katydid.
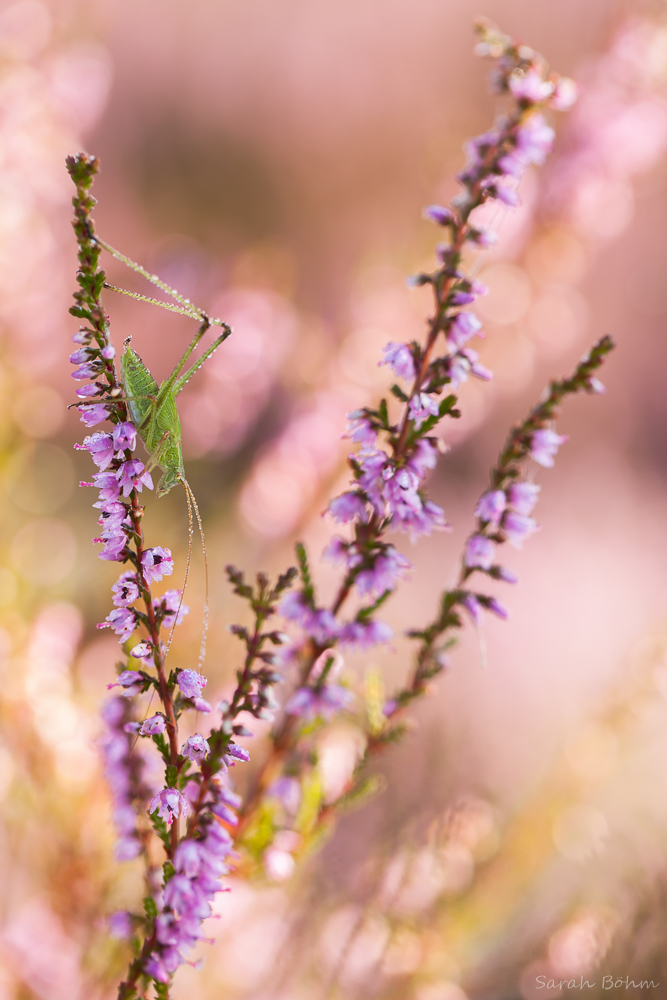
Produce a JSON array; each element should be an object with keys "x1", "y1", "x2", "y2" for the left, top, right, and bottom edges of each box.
[{"x1": 86, "y1": 238, "x2": 232, "y2": 667}]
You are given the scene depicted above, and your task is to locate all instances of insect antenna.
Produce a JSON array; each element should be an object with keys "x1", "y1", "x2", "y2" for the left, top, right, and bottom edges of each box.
[
  {"x1": 94, "y1": 237, "x2": 227, "y2": 328},
  {"x1": 181, "y1": 477, "x2": 209, "y2": 673},
  {"x1": 163, "y1": 482, "x2": 196, "y2": 663}
]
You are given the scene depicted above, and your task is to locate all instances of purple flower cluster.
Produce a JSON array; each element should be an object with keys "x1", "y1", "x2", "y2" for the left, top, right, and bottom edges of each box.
[
  {"x1": 279, "y1": 589, "x2": 394, "y2": 652},
  {"x1": 144, "y1": 777, "x2": 244, "y2": 982},
  {"x1": 99, "y1": 697, "x2": 146, "y2": 862}
]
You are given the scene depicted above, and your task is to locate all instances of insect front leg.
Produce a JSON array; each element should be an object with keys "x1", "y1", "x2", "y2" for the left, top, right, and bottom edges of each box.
[{"x1": 172, "y1": 329, "x2": 232, "y2": 396}]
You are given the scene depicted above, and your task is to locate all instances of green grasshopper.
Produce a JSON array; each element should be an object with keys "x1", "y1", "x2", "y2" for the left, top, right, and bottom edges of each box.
[
  {"x1": 99, "y1": 238, "x2": 232, "y2": 498},
  {"x1": 88, "y1": 239, "x2": 233, "y2": 665}
]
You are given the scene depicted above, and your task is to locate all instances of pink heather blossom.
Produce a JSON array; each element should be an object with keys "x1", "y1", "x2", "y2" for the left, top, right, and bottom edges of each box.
[
  {"x1": 495, "y1": 182, "x2": 521, "y2": 207},
  {"x1": 107, "y1": 670, "x2": 144, "y2": 697},
  {"x1": 408, "y1": 392, "x2": 439, "y2": 429},
  {"x1": 108, "y1": 912, "x2": 133, "y2": 939},
  {"x1": 529, "y1": 428, "x2": 568, "y2": 467},
  {"x1": 338, "y1": 618, "x2": 393, "y2": 650},
  {"x1": 465, "y1": 534, "x2": 495, "y2": 570},
  {"x1": 130, "y1": 642, "x2": 152, "y2": 659},
  {"x1": 91, "y1": 471, "x2": 121, "y2": 502},
  {"x1": 508, "y1": 69, "x2": 554, "y2": 104},
  {"x1": 180, "y1": 735, "x2": 210, "y2": 763},
  {"x1": 549, "y1": 76, "x2": 578, "y2": 112},
  {"x1": 141, "y1": 547, "x2": 174, "y2": 584},
  {"x1": 112, "y1": 572, "x2": 139, "y2": 608},
  {"x1": 97, "y1": 534, "x2": 127, "y2": 561},
  {"x1": 100, "y1": 608, "x2": 138, "y2": 643},
  {"x1": 407, "y1": 438, "x2": 439, "y2": 478},
  {"x1": 149, "y1": 788, "x2": 189, "y2": 827},
  {"x1": 380, "y1": 342, "x2": 416, "y2": 381},
  {"x1": 346, "y1": 410, "x2": 377, "y2": 446},
  {"x1": 355, "y1": 548, "x2": 411, "y2": 598},
  {"x1": 502, "y1": 511, "x2": 538, "y2": 548},
  {"x1": 97, "y1": 500, "x2": 128, "y2": 535},
  {"x1": 112, "y1": 422, "x2": 137, "y2": 453},
  {"x1": 75, "y1": 432, "x2": 115, "y2": 470},
  {"x1": 225, "y1": 742, "x2": 250, "y2": 763},
  {"x1": 76, "y1": 383, "x2": 102, "y2": 398},
  {"x1": 467, "y1": 226, "x2": 498, "y2": 248},
  {"x1": 140, "y1": 714, "x2": 166, "y2": 736},
  {"x1": 487, "y1": 597, "x2": 509, "y2": 620},
  {"x1": 158, "y1": 590, "x2": 190, "y2": 629},
  {"x1": 79, "y1": 403, "x2": 111, "y2": 427},
  {"x1": 423, "y1": 204, "x2": 456, "y2": 226},
  {"x1": 116, "y1": 460, "x2": 154, "y2": 497},
  {"x1": 507, "y1": 481, "x2": 540, "y2": 515},
  {"x1": 475, "y1": 490, "x2": 506, "y2": 525},
  {"x1": 286, "y1": 684, "x2": 354, "y2": 720},
  {"x1": 514, "y1": 113, "x2": 555, "y2": 165},
  {"x1": 461, "y1": 593, "x2": 483, "y2": 625},
  {"x1": 177, "y1": 669, "x2": 207, "y2": 700},
  {"x1": 449, "y1": 311, "x2": 482, "y2": 348},
  {"x1": 328, "y1": 492, "x2": 367, "y2": 523}
]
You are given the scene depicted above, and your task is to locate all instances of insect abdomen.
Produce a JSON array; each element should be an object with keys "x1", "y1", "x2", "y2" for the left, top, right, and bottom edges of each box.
[{"x1": 120, "y1": 346, "x2": 159, "y2": 431}]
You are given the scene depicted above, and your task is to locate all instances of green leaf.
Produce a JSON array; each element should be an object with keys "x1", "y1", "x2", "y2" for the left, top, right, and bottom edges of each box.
[
  {"x1": 143, "y1": 896, "x2": 158, "y2": 920},
  {"x1": 390, "y1": 384, "x2": 409, "y2": 403},
  {"x1": 165, "y1": 764, "x2": 178, "y2": 788},
  {"x1": 295, "y1": 542, "x2": 315, "y2": 604}
]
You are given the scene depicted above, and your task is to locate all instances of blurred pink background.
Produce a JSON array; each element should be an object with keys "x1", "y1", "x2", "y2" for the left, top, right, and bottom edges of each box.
[{"x1": 2, "y1": 0, "x2": 667, "y2": 997}]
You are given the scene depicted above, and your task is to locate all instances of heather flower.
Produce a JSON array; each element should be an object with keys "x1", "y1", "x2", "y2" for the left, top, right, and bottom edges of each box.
[
  {"x1": 461, "y1": 592, "x2": 483, "y2": 625},
  {"x1": 465, "y1": 534, "x2": 495, "y2": 570},
  {"x1": 112, "y1": 421, "x2": 137, "y2": 452},
  {"x1": 96, "y1": 533, "x2": 127, "y2": 561},
  {"x1": 100, "y1": 607, "x2": 138, "y2": 643},
  {"x1": 180, "y1": 735, "x2": 210, "y2": 763},
  {"x1": 408, "y1": 392, "x2": 439, "y2": 429},
  {"x1": 346, "y1": 410, "x2": 377, "y2": 446},
  {"x1": 355, "y1": 547, "x2": 411, "y2": 597},
  {"x1": 226, "y1": 742, "x2": 250, "y2": 763},
  {"x1": 475, "y1": 489, "x2": 506, "y2": 524},
  {"x1": 98, "y1": 500, "x2": 129, "y2": 535},
  {"x1": 112, "y1": 572, "x2": 140, "y2": 607},
  {"x1": 328, "y1": 491, "x2": 367, "y2": 523},
  {"x1": 149, "y1": 787, "x2": 189, "y2": 826},
  {"x1": 91, "y1": 471, "x2": 121, "y2": 501},
  {"x1": 487, "y1": 597, "x2": 509, "y2": 619},
  {"x1": 76, "y1": 382, "x2": 103, "y2": 398},
  {"x1": 423, "y1": 204, "x2": 455, "y2": 226},
  {"x1": 380, "y1": 341, "x2": 416, "y2": 381},
  {"x1": 549, "y1": 76, "x2": 578, "y2": 112},
  {"x1": 177, "y1": 669, "x2": 207, "y2": 700},
  {"x1": 508, "y1": 68, "x2": 554, "y2": 104},
  {"x1": 107, "y1": 670, "x2": 145, "y2": 697},
  {"x1": 514, "y1": 113, "x2": 555, "y2": 164},
  {"x1": 79, "y1": 403, "x2": 111, "y2": 427},
  {"x1": 285, "y1": 684, "x2": 354, "y2": 720},
  {"x1": 467, "y1": 226, "x2": 498, "y2": 248},
  {"x1": 507, "y1": 481, "x2": 540, "y2": 515},
  {"x1": 339, "y1": 618, "x2": 393, "y2": 650},
  {"x1": 139, "y1": 714, "x2": 166, "y2": 736},
  {"x1": 130, "y1": 641, "x2": 153, "y2": 659},
  {"x1": 279, "y1": 591, "x2": 339, "y2": 644},
  {"x1": 116, "y1": 460, "x2": 154, "y2": 497},
  {"x1": 502, "y1": 510, "x2": 538, "y2": 548},
  {"x1": 529, "y1": 428, "x2": 568, "y2": 467},
  {"x1": 448, "y1": 311, "x2": 482, "y2": 348},
  {"x1": 406, "y1": 438, "x2": 439, "y2": 478},
  {"x1": 141, "y1": 547, "x2": 174, "y2": 584},
  {"x1": 108, "y1": 911, "x2": 133, "y2": 939},
  {"x1": 358, "y1": 449, "x2": 390, "y2": 513},
  {"x1": 75, "y1": 431, "x2": 115, "y2": 470},
  {"x1": 158, "y1": 590, "x2": 190, "y2": 628}
]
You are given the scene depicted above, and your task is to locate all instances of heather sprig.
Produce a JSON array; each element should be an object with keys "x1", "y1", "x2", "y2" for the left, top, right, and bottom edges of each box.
[{"x1": 238, "y1": 21, "x2": 581, "y2": 829}]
